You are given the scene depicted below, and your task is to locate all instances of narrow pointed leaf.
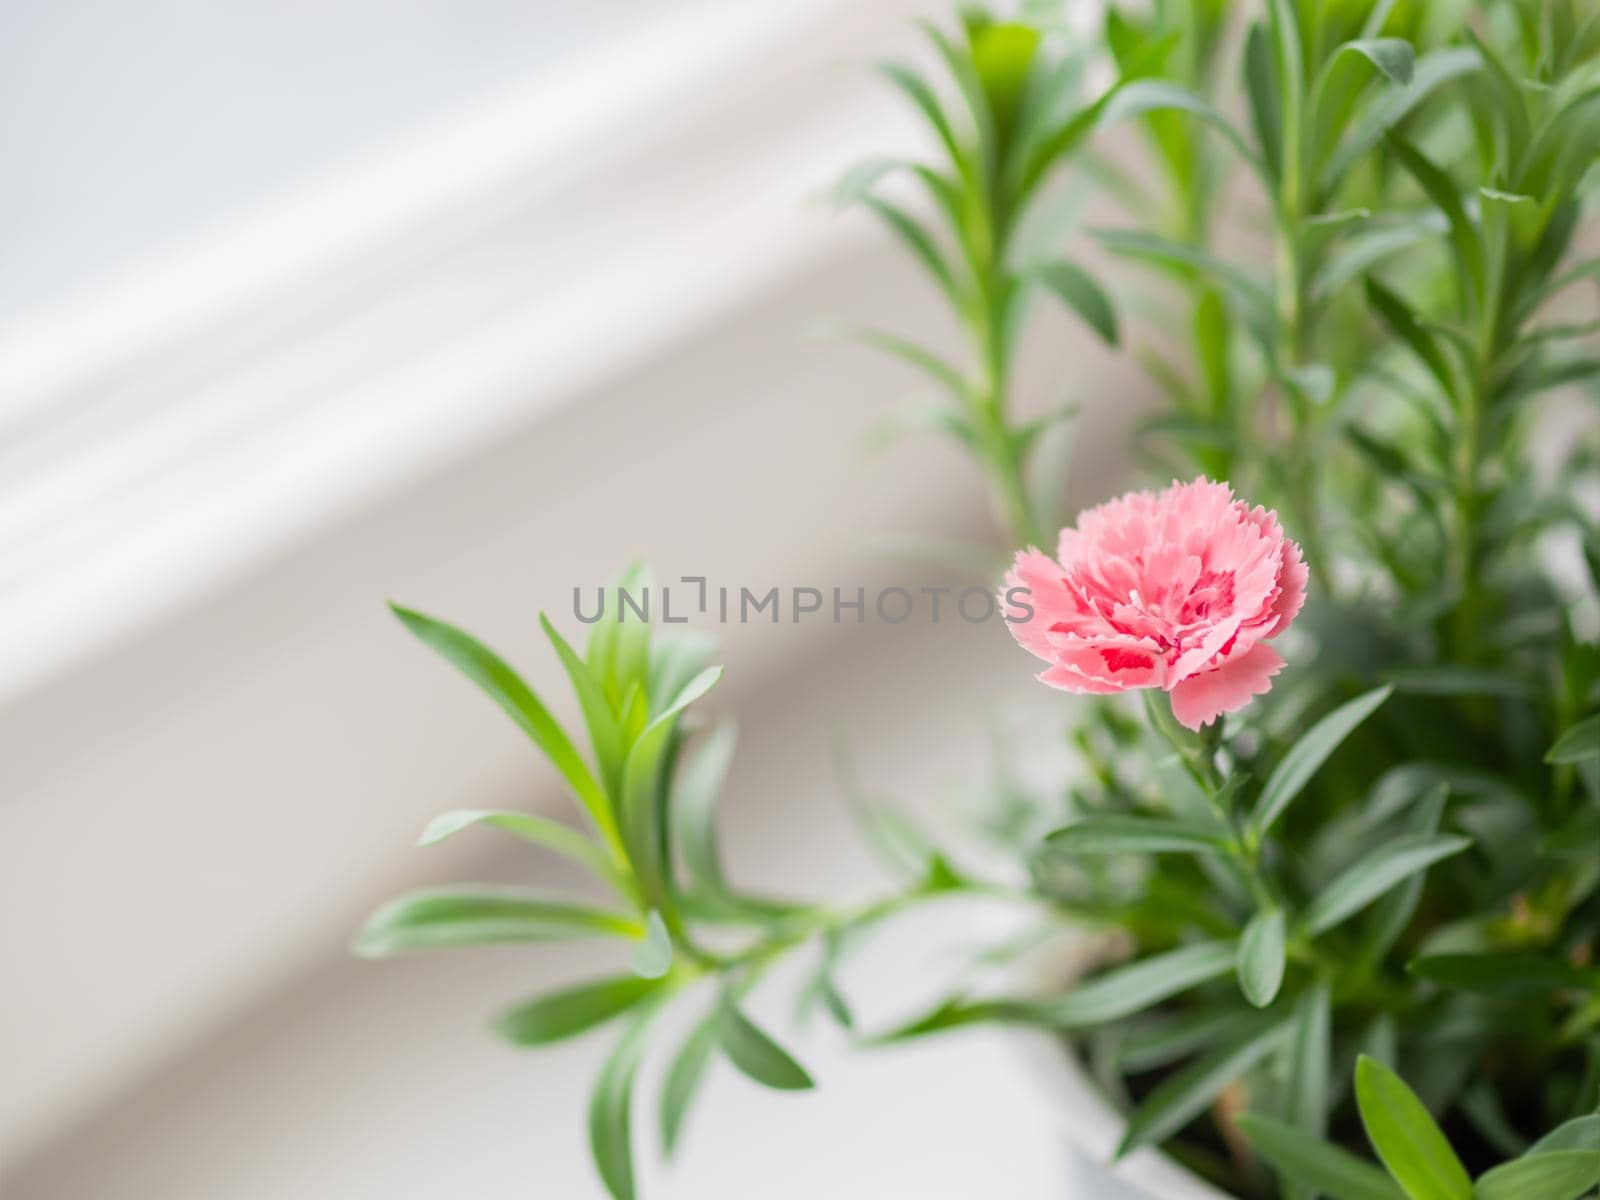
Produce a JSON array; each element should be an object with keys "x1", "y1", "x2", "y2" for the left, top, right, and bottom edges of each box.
[
  {"x1": 1475, "y1": 1152, "x2": 1600, "y2": 1200},
  {"x1": 1237, "y1": 907, "x2": 1287, "y2": 1008},
  {"x1": 660, "y1": 1008, "x2": 720, "y2": 1157},
  {"x1": 496, "y1": 974, "x2": 664, "y2": 1047},
  {"x1": 390, "y1": 604, "x2": 617, "y2": 844},
  {"x1": 1301, "y1": 834, "x2": 1471, "y2": 936},
  {"x1": 1355, "y1": 1055, "x2": 1472, "y2": 1200},
  {"x1": 716, "y1": 995, "x2": 815, "y2": 1091},
  {"x1": 1251, "y1": 685, "x2": 1393, "y2": 839},
  {"x1": 1032, "y1": 261, "x2": 1119, "y2": 344},
  {"x1": 589, "y1": 1014, "x2": 655, "y2": 1200},
  {"x1": 417, "y1": 809, "x2": 625, "y2": 894},
  {"x1": 1237, "y1": 1114, "x2": 1407, "y2": 1200},
  {"x1": 1547, "y1": 715, "x2": 1599, "y2": 764},
  {"x1": 1117, "y1": 1014, "x2": 1291, "y2": 1156},
  {"x1": 1034, "y1": 940, "x2": 1237, "y2": 1027},
  {"x1": 353, "y1": 887, "x2": 639, "y2": 956},
  {"x1": 1045, "y1": 814, "x2": 1228, "y2": 855}
]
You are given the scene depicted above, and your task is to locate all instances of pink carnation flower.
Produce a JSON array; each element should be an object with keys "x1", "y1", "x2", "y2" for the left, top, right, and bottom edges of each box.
[{"x1": 1003, "y1": 477, "x2": 1307, "y2": 730}]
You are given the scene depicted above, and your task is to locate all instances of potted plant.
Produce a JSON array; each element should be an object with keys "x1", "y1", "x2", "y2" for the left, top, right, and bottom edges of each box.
[{"x1": 356, "y1": 3, "x2": 1600, "y2": 1198}]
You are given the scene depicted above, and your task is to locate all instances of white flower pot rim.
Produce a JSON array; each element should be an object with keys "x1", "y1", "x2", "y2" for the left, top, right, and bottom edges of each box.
[{"x1": 1008, "y1": 1026, "x2": 1234, "y2": 1200}]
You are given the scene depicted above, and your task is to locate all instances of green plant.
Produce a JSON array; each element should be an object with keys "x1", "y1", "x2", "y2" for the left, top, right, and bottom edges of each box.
[{"x1": 357, "y1": 4, "x2": 1600, "y2": 1198}]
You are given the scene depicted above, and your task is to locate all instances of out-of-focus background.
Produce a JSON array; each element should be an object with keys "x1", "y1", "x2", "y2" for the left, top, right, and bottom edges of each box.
[{"x1": 0, "y1": 1, "x2": 1153, "y2": 1195}]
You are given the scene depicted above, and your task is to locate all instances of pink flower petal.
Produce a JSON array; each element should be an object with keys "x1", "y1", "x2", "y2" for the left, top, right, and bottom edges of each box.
[{"x1": 1168, "y1": 642, "x2": 1285, "y2": 731}]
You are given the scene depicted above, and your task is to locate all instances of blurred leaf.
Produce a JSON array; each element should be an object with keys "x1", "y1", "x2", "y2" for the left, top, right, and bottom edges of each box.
[
  {"x1": 589, "y1": 1014, "x2": 654, "y2": 1200},
  {"x1": 1335, "y1": 39, "x2": 1415, "y2": 86},
  {"x1": 542, "y1": 613, "x2": 626, "y2": 798},
  {"x1": 829, "y1": 157, "x2": 909, "y2": 209},
  {"x1": 877, "y1": 61, "x2": 963, "y2": 167},
  {"x1": 1548, "y1": 715, "x2": 1600, "y2": 764},
  {"x1": 1407, "y1": 954, "x2": 1600, "y2": 993},
  {"x1": 390, "y1": 604, "x2": 616, "y2": 846},
  {"x1": 716, "y1": 994, "x2": 815, "y2": 1091},
  {"x1": 496, "y1": 974, "x2": 664, "y2": 1047},
  {"x1": 619, "y1": 666, "x2": 723, "y2": 908},
  {"x1": 1301, "y1": 834, "x2": 1471, "y2": 936},
  {"x1": 1035, "y1": 940, "x2": 1238, "y2": 1027},
  {"x1": 649, "y1": 630, "x2": 720, "y2": 720},
  {"x1": 836, "y1": 326, "x2": 969, "y2": 400},
  {"x1": 1098, "y1": 79, "x2": 1263, "y2": 170},
  {"x1": 1323, "y1": 47, "x2": 1481, "y2": 188},
  {"x1": 416, "y1": 809, "x2": 627, "y2": 897},
  {"x1": 671, "y1": 720, "x2": 737, "y2": 898},
  {"x1": 1531, "y1": 1115, "x2": 1600, "y2": 1154},
  {"x1": 660, "y1": 1008, "x2": 720, "y2": 1157},
  {"x1": 1238, "y1": 1114, "x2": 1407, "y2": 1200},
  {"x1": 1364, "y1": 277, "x2": 1458, "y2": 401},
  {"x1": 1355, "y1": 1055, "x2": 1472, "y2": 1200},
  {"x1": 1288, "y1": 982, "x2": 1332, "y2": 1138},
  {"x1": 1116, "y1": 1013, "x2": 1292, "y2": 1156},
  {"x1": 1237, "y1": 906, "x2": 1287, "y2": 1008},
  {"x1": 866, "y1": 196, "x2": 963, "y2": 304},
  {"x1": 1474, "y1": 1151, "x2": 1600, "y2": 1200},
  {"x1": 1093, "y1": 228, "x2": 1274, "y2": 332},
  {"x1": 629, "y1": 911, "x2": 674, "y2": 980},
  {"x1": 1251, "y1": 685, "x2": 1394, "y2": 839},
  {"x1": 1031, "y1": 260, "x2": 1119, "y2": 344},
  {"x1": 1044, "y1": 814, "x2": 1229, "y2": 855},
  {"x1": 353, "y1": 887, "x2": 639, "y2": 957}
]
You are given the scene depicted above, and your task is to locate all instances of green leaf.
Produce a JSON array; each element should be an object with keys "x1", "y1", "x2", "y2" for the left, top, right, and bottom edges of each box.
[
  {"x1": 1238, "y1": 1114, "x2": 1407, "y2": 1200},
  {"x1": 672, "y1": 720, "x2": 737, "y2": 896},
  {"x1": 588, "y1": 1014, "x2": 655, "y2": 1200},
  {"x1": 629, "y1": 910, "x2": 674, "y2": 980},
  {"x1": 1383, "y1": 135, "x2": 1483, "y2": 304},
  {"x1": 542, "y1": 612, "x2": 625, "y2": 797},
  {"x1": 1407, "y1": 954, "x2": 1599, "y2": 993},
  {"x1": 1474, "y1": 1151, "x2": 1600, "y2": 1200},
  {"x1": 619, "y1": 667, "x2": 724, "y2": 908},
  {"x1": 1031, "y1": 261, "x2": 1119, "y2": 344},
  {"x1": 390, "y1": 604, "x2": 618, "y2": 847},
  {"x1": 416, "y1": 809, "x2": 626, "y2": 895},
  {"x1": 659, "y1": 1008, "x2": 720, "y2": 1157},
  {"x1": 1034, "y1": 940, "x2": 1238, "y2": 1027},
  {"x1": 1098, "y1": 79, "x2": 1263, "y2": 170},
  {"x1": 352, "y1": 887, "x2": 639, "y2": 956},
  {"x1": 586, "y1": 563, "x2": 653, "y2": 711},
  {"x1": 1237, "y1": 906, "x2": 1287, "y2": 1008},
  {"x1": 1244, "y1": 22, "x2": 1282, "y2": 183},
  {"x1": 877, "y1": 62, "x2": 963, "y2": 169},
  {"x1": 1044, "y1": 814, "x2": 1228, "y2": 855},
  {"x1": 836, "y1": 326, "x2": 969, "y2": 400},
  {"x1": 1335, "y1": 38, "x2": 1415, "y2": 85},
  {"x1": 495, "y1": 974, "x2": 665, "y2": 1046},
  {"x1": 1251, "y1": 685, "x2": 1394, "y2": 839},
  {"x1": 1355, "y1": 1055, "x2": 1472, "y2": 1200},
  {"x1": 865, "y1": 196, "x2": 962, "y2": 304},
  {"x1": 649, "y1": 629, "x2": 719, "y2": 719},
  {"x1": 716, "y1": 994, "x2": 815, "y2": 1091},
  {"x1": 1092, "y1": 227, "x2": 1274, "y2": 332},
  {"x1": 1547, "y1": 715, "x2": 1599, "y2": 764},
  {"x1": 829, "y1": 157, "x2": 908, "y2": 209},
  {"x1": 1116, "y1": 1013, "x2": 1291, "y2": 1156},
  {"x1": 1531, "y1": 1116, "x2": 1600, "y2": 1155},
  {"x1": 1364, "y1": 277, "x2": 1458, "y2": 401},
  {"x1": 1323, "y1": 47, "x2": 1481, "y2": 189},
  {"x1": 1287, "y1": 981, "x2": 1332, "y2": 1138},
  {"x1": 1300, "y1": 833, "x2": 1471, "y2": 936}
]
